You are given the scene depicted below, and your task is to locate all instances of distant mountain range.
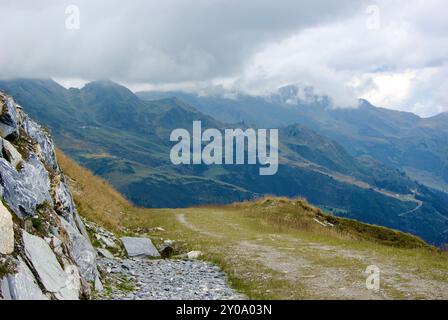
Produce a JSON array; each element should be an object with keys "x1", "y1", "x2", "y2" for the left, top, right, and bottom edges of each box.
[
  {"x1": 1, "y1": 78, "x2": 447, "y2": 245},
  {"x1": 138, "y1": 86, "x2": 448, "y2": 193}
]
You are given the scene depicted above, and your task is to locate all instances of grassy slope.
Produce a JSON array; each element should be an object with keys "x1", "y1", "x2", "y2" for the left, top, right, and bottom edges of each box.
[{"x1": 57, "y1": 149, "x2": 448, "y2": 300}]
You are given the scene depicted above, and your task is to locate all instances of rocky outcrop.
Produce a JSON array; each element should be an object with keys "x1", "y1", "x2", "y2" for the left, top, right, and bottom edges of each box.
[{"x1": 0, "y1": 92, "x2": 101, "y2": 300}]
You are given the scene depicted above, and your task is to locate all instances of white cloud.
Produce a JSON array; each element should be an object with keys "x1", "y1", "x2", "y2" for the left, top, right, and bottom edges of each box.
[{"x1": 217, "y1": 0, "x2": 448, "y2": 115}]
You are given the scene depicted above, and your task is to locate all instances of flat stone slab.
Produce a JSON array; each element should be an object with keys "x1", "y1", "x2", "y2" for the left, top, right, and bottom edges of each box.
[
  {"x1": 22, "y1": 231, "x2": 80, "y2": 300},
  {"x1": 1, "y1": 258, "x2": 48, "y2": 300},
  {"x1": 121, "y1": 237, "x2": 160, "y2": 258},
  {"x1": 0, "y1": 201, "x2": 14, "y2": 254}
]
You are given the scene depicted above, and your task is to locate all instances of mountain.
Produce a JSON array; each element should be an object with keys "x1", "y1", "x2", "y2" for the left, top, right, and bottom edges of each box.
[
  {"x1": 1, "y1": 79, "x2": 448, "y2": 245},
  {"x1": 137, "y1": 86, "x2": 448, "y2": 194},
  {"x1": 0, "y1": 91, "x2": 101, "y2": 299}
]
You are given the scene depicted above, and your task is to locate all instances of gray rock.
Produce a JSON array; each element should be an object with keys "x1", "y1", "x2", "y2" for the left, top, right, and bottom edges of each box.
[
  {"x1": 60, "y1": 218, "x2": 98, "y2": 283},
  {"x1": 96, "y1": 234, "x2": 120, "y2": 249},
  {"x1": 0, "y1": 201, "x2": 14, "y2": 254},
  {"x1": 94, "y1": 275, "x2": 104, "y2": 292},
  {"x1": 97, "y1": 248, "x2": 115, "y2": 259},
  {"x1": 0, "y1": 96, "x2": 19, "y2": 140},
  {"x1": 0, "y1": 155, "x2": 53, "y2": 218},
  {"x1": 22, "y1": 230, "x2": 79, "y2": 300},
  {"x1": 0, "y1": 258, "x2": 48, "y2": 300},
  {"x1": 22, "y1": 113, "x2": 58, "y2": 170},
  {"x1": 73, "y1": 210, "x2": 91, "y2": 240},
  {"x1": 187, "y1": 251, "x2": 202, "y2": 259},
  {"x1": 1, "y1": 139, "x2": 22, "y2": 168},
  {"x1": 54, "y1": 180, "x2": 76, "y2": 217},
  {"x1": 54, "y1": 179, "x2": 84, "y2": 233},
  {"x1": 160, "y1": 244, "x2": 175, "y2": 259},
  {"x1": 121, "y1": 237, "x2": 161, "y2": 258}
]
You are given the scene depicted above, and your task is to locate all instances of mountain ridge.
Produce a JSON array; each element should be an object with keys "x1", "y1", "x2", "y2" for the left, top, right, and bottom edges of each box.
[
  {"x1": 1, "y1": 78, "x2": 447, "y2": 245},
  {"x1": 137, "y1": 86, "x2": 448, "y2": 193}
]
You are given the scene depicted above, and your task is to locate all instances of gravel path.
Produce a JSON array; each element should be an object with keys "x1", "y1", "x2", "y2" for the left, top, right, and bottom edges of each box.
[{"x1": 97, "y1": 257, "x2": 245, "y2": 300}]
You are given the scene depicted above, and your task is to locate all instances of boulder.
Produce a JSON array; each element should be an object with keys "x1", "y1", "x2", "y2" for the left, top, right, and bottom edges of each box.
[
  {"x1": 121, "y1": 237, "x2": 160, "y2": 258},
  {"x1": 160, "y1": 244, "x2": 175, "y2": 258},
  {"x1": 0, "y1": 201, "x2": 14, "y2": 254},
  {"x1": 187, "y1": 251, "x2": 203, "y2": 259},
  {"x1": 159, "y1": 240, "x2": 176, "y2": 258},
  {"x1": 1, "y1": 139, "x2": 22, "y2": 168},
  {"x1": 22, "y1": 230, "x2": 79, "y2": 300},
  {"x1": 60, "y1": 218, "x2": 99, "y2": 283}
]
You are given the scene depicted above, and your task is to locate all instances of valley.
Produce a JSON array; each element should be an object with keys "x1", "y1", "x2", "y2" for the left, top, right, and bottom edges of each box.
[{"x1": 1, "y1": 79, "x2": 447, "y2": 245}]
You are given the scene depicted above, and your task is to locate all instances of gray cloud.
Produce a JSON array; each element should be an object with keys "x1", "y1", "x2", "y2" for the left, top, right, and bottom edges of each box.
[
  {"x1": 0, "y1": 0, "x2": 364, "y2": 81},
  {"x1": 0, "y1": 0, "x2": 447, "y2": 116}
]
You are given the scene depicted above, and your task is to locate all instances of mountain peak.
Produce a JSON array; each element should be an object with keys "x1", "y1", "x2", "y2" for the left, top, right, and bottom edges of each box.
[
  {"x1": 82, "y1": 79, "x2": 129, "y2": 91},
  {"x1": 81, "y1": 80, "x2": 139, "y2": 103}
]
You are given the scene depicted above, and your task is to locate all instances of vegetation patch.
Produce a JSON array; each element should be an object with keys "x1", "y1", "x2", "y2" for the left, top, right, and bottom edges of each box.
[
  {"x1": 11, "y1": 130, "x2": 34, "y2": 161},
  {"x1": 28, "y1": 201, "x2": 54, "y2": 237},
  {"x1": 0, "y1": 255, "x2": 18, "y2": 278}
]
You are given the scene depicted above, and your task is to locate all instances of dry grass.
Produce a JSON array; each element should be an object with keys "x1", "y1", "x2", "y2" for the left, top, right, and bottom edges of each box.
[
  {"x1": 56, "y1": 149, "x2": 132, "y2": 232},
  {"x1": 231, "y1": 196, "x2": 432, "y2": 250}
]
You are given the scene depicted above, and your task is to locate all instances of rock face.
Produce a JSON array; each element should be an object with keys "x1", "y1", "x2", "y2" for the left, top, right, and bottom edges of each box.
[
  {"x1": 0, "y1": 92, "x2": 101, "y2": 300},
  {"x1": 0, "y1": 202, "x2": 14, "y2": 255},
  {"x1": 60, "y1": 218, "x2": 97, "y2": 282},
  {"x1": 0, "y1": 155, "x2": 53, "y2": 218},
  {"x1": 121, "y1": 237, "x2": 161, "y2": 258}
]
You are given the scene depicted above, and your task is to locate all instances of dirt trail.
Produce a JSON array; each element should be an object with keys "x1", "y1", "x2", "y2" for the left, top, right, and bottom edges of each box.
[
  {"x1": 176, "y1": 212, "x2": 448, "y2": 300},
  {"x1": 176, "y1": 213, "x2": 223, "y2": 238}
]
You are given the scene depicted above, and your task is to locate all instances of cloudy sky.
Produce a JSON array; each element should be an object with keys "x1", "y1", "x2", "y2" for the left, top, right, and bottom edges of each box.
[{"x1": 0, "y1": 0, "x2": 447, "y2": 116}]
